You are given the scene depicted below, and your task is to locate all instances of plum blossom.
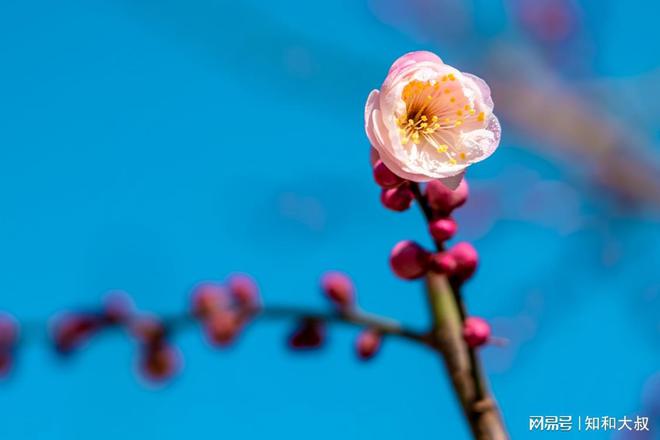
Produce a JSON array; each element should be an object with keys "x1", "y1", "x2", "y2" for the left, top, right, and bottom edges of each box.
[{"x1": 365, "y1": 51, "x2": 501, "y2": 188}]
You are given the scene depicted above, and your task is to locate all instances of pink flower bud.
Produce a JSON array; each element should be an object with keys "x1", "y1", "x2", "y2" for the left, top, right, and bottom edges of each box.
[
  {"x1": 102, "y1": 291, "x2": 134, "y2": 325},
  {"x1": 463, "y1": 317, "x2": 491, "y2": 348},
  {"x1": 0, "y1": 314, "x2": 18, "y2": 350},
  {"x1": 0, "y1": 314, "x2": 18, "y2": 378},
  {"x1": 139, "y1": 343, "x2": 179, "y2": 382},
  {"x1": 425, "y1": 179, "x2": 469, "y2": 215},
  {"x1": 449, "y1": 242, "x2": 479, "y2": 281},
  {"x1": 288, "y1": 319, "x2": 325, "y2": 350},
  {"x1": 380, "y1": 184, "x2": 414, "y2": 212},
  {"x1": 205, "y1": 310, "x2": 241, "y2": 346},
  {"x1": 429, "y1": 217, "x2": 457, "y2": 242},
  {"x1": 52, "y1": 313, "x2": 103, "y2": 355},
  {"x1": 429, "y1": 252, "x2": 457, "y2": 274},
  {"x1": 228, "y1": 274, "x2": 259, "y2": 308},
  {"x1": 130, "y1": 316, "x2": 167, "y2": 347},
  {"x1": 389, "y1": 240, "x2": 430, "y2": 280},
  {"x1": 321, "y1": 271, "x2": 354, "y2": 308},
  {"x1": 0, "y1": 352, "x2": 12, "y2": 377},
  {"x1": 373, "y1": 160, "x2": 404, "y2": 188},
  {"x1": 356, "y1": 329, "x2": 381, "y2": 360},
  {"x1": 190, "y1": 282, "x2": 228, "y2": 319}
]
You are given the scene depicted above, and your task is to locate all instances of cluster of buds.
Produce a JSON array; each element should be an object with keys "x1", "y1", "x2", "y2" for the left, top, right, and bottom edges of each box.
[
  {"x1": 374, "y1": 162, "x2": 491, "y2": 348},
  {"x1": 51, "y1": 292, "x2": 133, "y2": 355},
  {"x1": 50, "y1": 292, "x2": 182, "y2": 383},
  {"x1": 190, "y1": 274, "x2": 260, "y2": 347},
  {"x1": 288, "y1": 272, "x2": 382, "y2": 361}
]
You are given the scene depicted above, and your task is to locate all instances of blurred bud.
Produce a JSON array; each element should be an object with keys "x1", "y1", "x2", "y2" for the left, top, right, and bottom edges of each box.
[
  {"x1": 449, "y1": 242, "x2": 479, "y2": 281},
  {"x1": 130, "y1": 316, "x2": 167, "y2": 347},
  {"x1": 373, "y1": 160, "x2": 404, "y2": 188},
  {"x1": 425, "y1": 179, "x2": 468, "y2": 215},
  {"x1": 288, "y1": 319, "x2": 325, "y2": 350},
  {"x1": 228, "y1": 274, "x2": 259, "y2": 308},
  {"x1": 205, "y1": 310, "x2": 241, "y2": 346},
  {"x1": 429, "y1": 252, "x2": 457, "y2": 274},
  {"x1": 380, "y1": 184, "x2": 414, "y2": 212},
  {"x1": 0, "y1": 314, "x2": 18, "y2": 378},
  {"x1": 102, "y1": 291, "x2": 134, "y2": 325},
  {"x1": 320, "y1": 271, "x2": 354, "y2": 309},
  {"x1": 139, "y1": 343, "x2": 179, "y2": 383},
  {"x1": 190, "y1": 282, "x2": 228, "y2": 319},
  {"x1": 52, "y1": 313, "x2": 103, "y2": 355},
  {"x1": 0, "y1": 314, "x2": 18, "y2": 350},
  {"x1": 389, "y1": 240, "x2": 430, "y2": 280},
  {"x1": 429, "y1": 217, "x2": 457, "y2": 242},
  {"x1": 356, "y1": 329, "x2": 381, "y2": 361},
  {"x1": 463, "y1": 317, "x2": 491, "y2": 348},
  {"x1": 0, "y1": 352, "x2": 12, "y2": 377}
]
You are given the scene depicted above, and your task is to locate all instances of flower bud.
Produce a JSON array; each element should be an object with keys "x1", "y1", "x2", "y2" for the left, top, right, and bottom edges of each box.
[
  {"x1": 373, "y1": 160, "x2": 404, "y2": 188},
  {"x1": 0, "y1": 352, "x2": 12, "y2": 377},
  {"x1": 130, "y1": 316, "x2": 167, "y2": 347},
  {"x1": 288, "y1": 319, "x2": 325, "y2": 350},
  {"x1": 429, "y1": 252, "x2": 457, "y2": 274},
  {"x1": 429, "y1": 218, "x2": 457, "y2": 242},
  {"x1": 190, "y1": 282, "x2": 228, "y2": 319},
  {"x1": 356, "y1": 329, "x2": 381, "y2": 361},
  {"x1": 52, "y1": 313, "x2": 103, "y2": 355},
  {"x1": 389, "y1": 240, "x2": 430, "y2": 280},
  {"x1": 380, "y1": 184, "x2": 414, "y2": 212},
  {"x1": 205, "y1": 310, "x2": 241, "y2": 346},
  {"x1": 425, "y1": 179, "x2": 469, "y2": 215},
  {"x1": 102, "y1": 291, "x2": 134, "y2": 325},
  {"x1": 449, "y1": 242, "x2": 479, "y2": 281},
  {"x1": 463, "y1": 317, "x2": 491, "y2": 348},
  {"x1": 0, "y1": 314, "x2": 18, "y2": 377},
  {"x1": 320, "y1": 271, "x2": 354, "y2": 309},
  {"x1": 0, "y1": 314, "x2": 18, "y2": 350},
  {"x1": 228, "y1": 274, "x2": 259, "y2": 308},
  {"x1": 139, "y1": 343, "x2": 179, "y2": 382}
]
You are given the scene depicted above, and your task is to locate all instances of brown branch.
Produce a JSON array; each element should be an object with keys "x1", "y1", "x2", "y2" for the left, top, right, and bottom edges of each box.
[
  {"x1": 411, "y1": 183, "x2": 509, "y2": 440},
  {"x1": 254, "y1": 305, "x2": 433, "y2": 346}
]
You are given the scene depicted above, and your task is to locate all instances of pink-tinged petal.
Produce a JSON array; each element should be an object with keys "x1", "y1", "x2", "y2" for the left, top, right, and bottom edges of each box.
[
  {"x1": 459, "y1": 115, "x2": 501, "y2": 163},
  {"x1": 388, "y1": 51, "x2": 444, "y2": 76},
  {"x1": 462, "y1": 72, "x2": 494, "y2": 110},
  {"x1": 364, "y1": 89, "x2": 381, "y2": 148}
]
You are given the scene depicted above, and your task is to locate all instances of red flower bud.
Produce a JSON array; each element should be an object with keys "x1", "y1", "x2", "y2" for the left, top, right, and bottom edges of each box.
[
  {"x1": 52, "y1": 313, "x2": 103, "y2": 355},
  {"x1": 389, "y1": 240, "x2": 430, "y2": 280},
  {"x1": 373, "y1": 160, "x2": 404, "y2": 188},
  {"x1": 449, "y1": 242, "x2": 479, "y2": 281},
  {"x1": 0, "y1": 314, "x2": 18, "y2": 378},
  {"x1": 425, "y1": 179, "x2": 468, "y2": 215},
  {"x1": 228, "y1": 274, "x2": 259, "y2": 308},
  {"x1": 320, "y1": 271, "x2": 354, "y2": 308},
  {"x1": 380, "y1": 184, "x2": 414, "y2": 212},
  {"x1": 205, "y1": 310, "x2": 241, "y2": 346},
  {"x1": 429, "y1": 252, "x2": 457, "y2": 274},
  {"x1": 463, "y1": 317, "x2": 491, "y2": 348},
  {"x1": 190, "y1": 282, "x2": 228, "y2": 319},
  {"x1": 0, "y1": 314, "x2": 18, "y2": 350},
  {"x1": 130, "y1": 316, "x2": 167, "y2": 347},
  {"x1": 356, "y1": 329, "x2": 381, "y2": 361},
  {"x1": 289, "y1": 319, "x2": 325, "y2": 350},
  {"x1": 139, "y1": 343, "x2": 179, "y2": 382},
  {"x1": 102, "y1": 291, "x2": 134, "y2": 325},
  {"x1": 429, "y1": 217, "x2": 457, "y2": 242}
]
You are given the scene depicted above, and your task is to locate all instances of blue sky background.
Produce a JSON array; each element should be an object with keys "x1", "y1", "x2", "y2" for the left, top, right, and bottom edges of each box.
[{"x1": 0, "y1": 0, "x2": 658, "y2": 439}]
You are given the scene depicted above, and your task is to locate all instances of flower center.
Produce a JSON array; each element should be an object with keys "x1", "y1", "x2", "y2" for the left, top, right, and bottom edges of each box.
[{"x1": 396, "y1": 77, "x2": 485, "y2": 165}]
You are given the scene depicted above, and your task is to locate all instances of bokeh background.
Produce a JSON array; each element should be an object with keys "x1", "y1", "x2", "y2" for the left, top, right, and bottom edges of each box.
[{"x1": 0, "y1": 0, "x2": 658, "y2": 438}]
